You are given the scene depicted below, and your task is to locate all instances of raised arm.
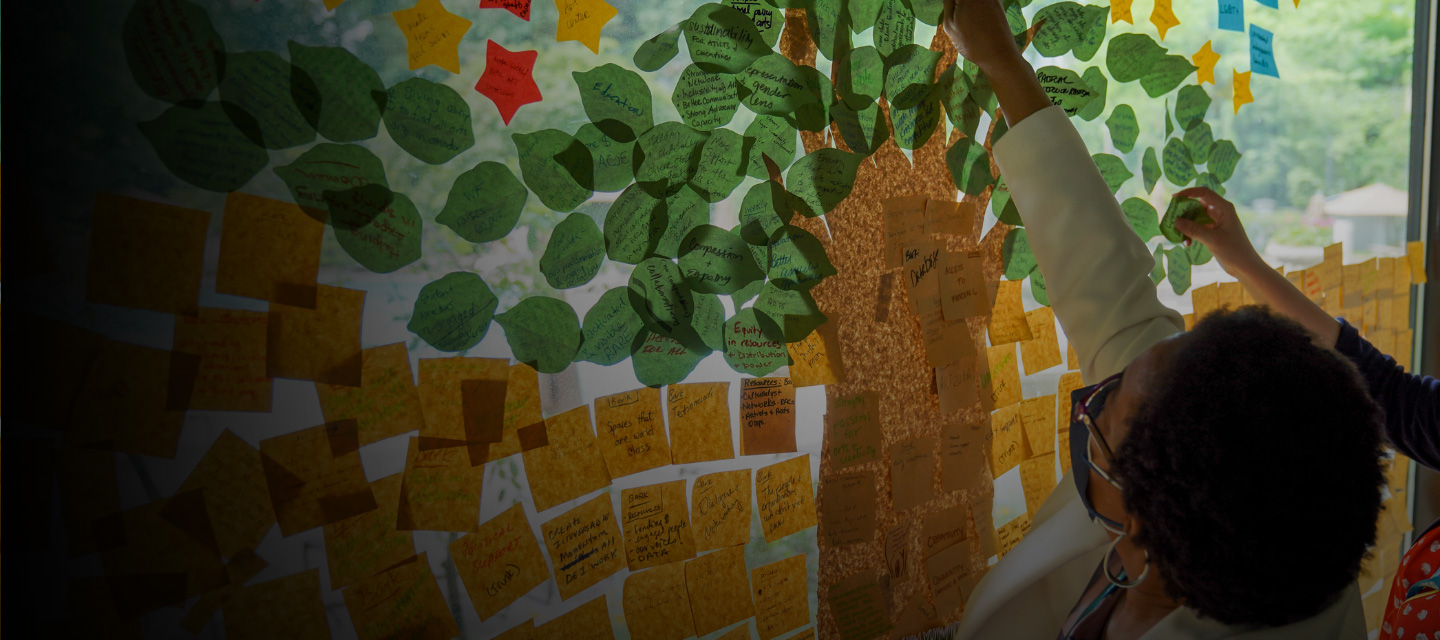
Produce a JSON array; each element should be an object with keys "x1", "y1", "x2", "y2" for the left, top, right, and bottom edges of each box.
[{"x1": 943, "y1": 0, "x2": 1184, "y2": 382}]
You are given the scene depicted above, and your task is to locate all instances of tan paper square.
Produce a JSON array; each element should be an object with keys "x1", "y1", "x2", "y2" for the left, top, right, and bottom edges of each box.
[
  {"x1": 541, "y1": 493, "x2": 626, "y2": 600},
  {"x1": 67, "y1": 340, "x2": 193, "y2": 458},
  {"x1": 259, "y1": 420, "x2": 377, "y2": 536},
  {"x1": 740, "y1": 377, "x2": 797, "y2": 455},
  {"x1": 1019, "y1": 453, "x2": 1058, "y2": 517},
  {"x1": 537, "y1": 594, "x2": 615, "y2": 640},
  {"x1": 920, "y1": 305, "x2": 975, "y2": 367},
  {"x1": 926, "y1": 539, "x2": 971, "y2": 617},
  {"x1": 986, "y1": 280, "x2": 1033, "y2": 345},
  {"x1": 316, "y1": 342, "x2": 425, "y2": 446},
  {"x1": 1059, "y1": 429, "x2": 1073, "y2": 475},
  {"x1": 267, "y1": 285, "x2": 364, "y2": 386},
  {"x1": 60, "y1": 448, "x2": 119, "y2": 555},
  {"x1": 620, "y1": 480, "x2": 697, "y2": 570},
  {"x1": 825, "y1": 390, "x2": 882, "y2": 469},
  {"x1": 937, "y1": 357, "x2": 981, "y2": 414},
  {"x1": 892, "y1": 592, "x2": 942, "y2": 639},
  {"x1": 981, "y1": 344, "x2": 1022, "y2": 410},
  {"x1": 788, "y1": 321, "x2": 845, "y2": 388},
  {"x1": 1019, "y1": 395, "x2": 1057, "y2": 456},
  {"x1": 941, "y1": 420, "x2": 990, "y2": 492},
  {"x1": 1342, "y1": 264, "x2": 1363, "y2": 310},
  {"x1": 342, "y1": 553, "x2": 459, "y2": 640},
  {"x1": 1067, "y1": 341, "x2": 1080, "y2": 371},
  {"x1": 177, "y1": 430, "x2": 276, "y2": 559},
  {"x1": 921, "y1": 503, "x2": 972, "y2": 558},
  {"x1": 325, "y1": 473, "x2": 413, "y2": 589},
  {"x1": 668, "y1": 382, "x2": 734, "y2": 464},
  {"x1": 451, "y1": 503, "x2": 550, "y2": 620},
  {"x1": 97, "y1": 490, "x2": 228, "y2": 608},
  {"x1": 491, "y1": 363, "x2": 545, "y2": 462},
  {"x1": 86, "y1": 193, "x2": 208, "y2": 315},
  {"x1": 224, "y1": 569, "x2": 329, "y2": 640},
  {"x1": 826, "y1": 568, "x2": 892, "y2": 640},
  {"x1": 1057, "y1": 371, "x2": 1086, "y2": 427},
  {"x1": 890, "y1": 436, "x2": 936, "y2": 512},
  {"x1": 882, "y1": 195, "x2": 928, "y2": 269},
  {"x1": 990, "y1": 404, "x2": 1027, "y2": 477},
  {"x1": 972, "y1": 494, "x2": 997, "y2": 559},
  {"x1": 417, "y1": 356, "x2": 509, "y2": 457},
  {"x1": 397, "y1": 436, "x2": 484, "y2": 532},
  {"x1": 216, "y1": 191, "x2": 324, "y2": 307},
  {"x1": 757, "y1": 454, "x2": 818, "y2": 542},
  {"x1": 693, "y1": 469, "x2": 753, "y2": 551},
  {"x1": 685, "y1": 546, "x2": 756, "y2": 636},
  {"x1": 175, "y1": 308, "x2": 272, "y2": 412},
  {"x1": 595, "y1": 388, "x2": 671, "y2": 479},
  {"x1": 179, "y1": 549, "x2": 268, "y2": 634},
  {"x1": 819, "y1": 470, "x2": 877, "y2": 547},
  {"x1": 752, "y1": 554, "x2": 810, "y2": 640},
  {"x1": 1320, "y1": 242, "x2": 1344, "y2": 290},
  {"x1": 925, "y1": 198, "x2": 976, "y2": 238},
  {"x1": 941, "y1": 250, "x2": 990, "y2": 321},
  {"x1": 522, "y1": 405, "x2": 612, "y2": 512},
  {"x1": 623, "y1": 562, "x2": 695, "y2": 640},
  {"x1": 903, "y1": 238, "x2": 943, "y2": 316},
  {"x1": 1019, "y1": 307, "x2": 1062, "y2": 374},
  {"x1": 886, "y1": 521, "x2": 912, "y2": 582},
  {"x1": 495, "y1": 620, "x2": 535, "y2": 640}
]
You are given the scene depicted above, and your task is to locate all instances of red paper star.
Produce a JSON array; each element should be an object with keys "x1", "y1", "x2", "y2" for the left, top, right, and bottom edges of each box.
[
  {"x1": 479, "y1": 0, "x2": 529, "y2": 20},
  {"x1": 474, "y1": 40, "x2": 542, "y2": 125}
]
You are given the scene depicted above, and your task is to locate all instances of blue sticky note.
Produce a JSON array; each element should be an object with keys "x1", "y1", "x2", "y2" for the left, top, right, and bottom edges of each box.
[
  {"x1": 1249, "y1": 25, "x2": 1279, "y2": 77},
  {"x1": 1256, "y1": 0, "x2": 1279, "y2": 7},
  {"x1": 1218, "y1": 0, "x2": 1245, "y2": 32}
]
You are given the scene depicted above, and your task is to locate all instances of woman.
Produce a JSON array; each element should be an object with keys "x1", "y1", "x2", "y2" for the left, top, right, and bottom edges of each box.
[
  {"x1": 1172, "y1": 188, "x2": 1440, "y2": 639},
  {"x1": 940, "y1": 1, "x2": 1387, "y2": 638}
]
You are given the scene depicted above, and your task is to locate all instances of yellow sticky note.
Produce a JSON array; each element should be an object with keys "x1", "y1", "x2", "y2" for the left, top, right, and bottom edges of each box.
[
  {"x1": 1193, "y1": 41, "x2": 1220, "y2": 85},
  {"x1": 941, "y1": 250, "x2": 991, "y2": 321},
  {"x1": 788, "y1": 321, "x2": 845, "y2": 388},
  {"x1": 417, "y1": 356, "x2": 510, "y2": 452},
  {"x1": 620, "y1": 480, "x2": 697, "y2": 570},
  {"x1": 267, "y1": 285, "x2": 365, "y2": 386},
  {"x1": 1111, "y1": 0, "x2": 1133, "y2": 24},
  {"x1": 1019, "y1": 395, "x2": 1057, "y2": 456},
  {"x1": 990, "y1": 403, "x2": 1027, "y2": 477},
  {"x1": 1057, "y1": 370, "x2": 1086, "y2": 428},
  {"x1": 982, "y1": 343, "x2": 1022, "y2": 410},
  {"x1": 324, "y1": 473, "x2": 413, "y2": 589},
  {"x1": 996, "y1": 513, "x2": 1031, "y2": 558},
  {"x1": 521, "y1": 405, "x2": 613, "y2": 512},
  {"x1": 451, "y1": 503, "x2": 550, "y2": 620},
  {"x1": 394, "y1": 0, "x2": 473, "y2": 73},
  {"x1": 1233, "y1": 69, "x2": 1253, "y2": 114},
  {"x1": 537, "y1": 594, "x2": 616, "y2": 640},
  {"x1": 555, "y1": 0, "x2": 618, "y2": 54},
  {"x1": 179, "y1": 430, "x2": 276, "y2": 559},
  {"x1": 667, "y1": 382, "x2": 734, "y2": 464},
  {"x1": 756, "y1": 454, "x2": 818, "y2": 542},
  {"x1": 541, "y1": 493, "x2": 626, "y2": 600},
  {"x1": 493, "y1": 363, "x2": 545, "y2": 462},
  {"x1": 740, "y1": 377, "x2": 797, "y2": 456},
  {"x1": 86, "y1": 193, "x2": 208, "y2": 316},
  {"x1": 623, "y1": 562, "x2": 695, "y2": 640},
  {"x1": 1150, "y1": 0, "x2": 1179, "y2": 40},
  {"x1": 1192, "y1": 282, "x2": 1219, "y2": 319},
  {"x1": 987, "y1": 280, "x2": 1034, "y2": 345},
  {"x1": 259, "y1": 420, "x2": 377, "y2": 536},
  {"x1": 1218, "y1": 281, "x2": 1242, "y2": 311},
  {"x1": 97, "y1": 491, "x2": 228, "y2": 612},
  {"x1": 175, "y1": 308, "x2": 272, "y2": 413},
  {"x1": 1409, "y1": 241, "x2": 1427, "y2": 284},
  {"x1": 595, "y1": 388, "x2": 671, "y2": 479},
  {"x1": 396, "y1": 437, "x2": 484, "y2": 532},
  {"x1": 1020, "y1": 307, "x2": 1062, "y2": 374},
  {"x1": 971, "y1": 494, "x2": 998, "y2": 559},
  {"x1": 216, "y1": 191, "x2": 324, "y2": 308},
  {"x1": 317, "y1": 342, "x2": 425, "y2": 447},
  {"x1": 891, "y1": 437, "x2": 937, "y2": 512},
  {"x1": 1067, "y1": 341, "x2": 1080, "y2": 371},
  {"x1": 342, "y1": 552, "x2": 460, "y2": 640},
  {"x1": 693, "y1": 469, "x2": 752, "y2": 551},
  {"x1": 920, "y1": 306, "x2": 975, "y2": 367},
  {"x1": 751, "y1": 554, "x2": 810, "y2": 640},
  {"x1": 1019, "y1": 453, "x2": 1058, "y2": 518},
  {"x1": 224, "y1": 570, "x2": 330, "y2": 640},
  {"x1": 685, "y1": 546, "x2": 756, "y2": 636}
]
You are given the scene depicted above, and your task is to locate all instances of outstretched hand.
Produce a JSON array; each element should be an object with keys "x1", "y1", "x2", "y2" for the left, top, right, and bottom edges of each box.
[
  {"x1": 942, "y1": 0, "x2": 1024, "y2": 72},
  {"x1": 1172, "y1": 187, "x2": 1266, "y2": 278}
]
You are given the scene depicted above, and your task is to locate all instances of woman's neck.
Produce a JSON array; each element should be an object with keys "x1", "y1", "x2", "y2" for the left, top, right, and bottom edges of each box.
[{"x1": 1104, "y1": 580, "x2": 1180, "y2": 640}]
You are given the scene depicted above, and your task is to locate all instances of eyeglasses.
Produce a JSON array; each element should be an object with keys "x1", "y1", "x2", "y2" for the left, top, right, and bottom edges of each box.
[{"x1": 1074, "y1": 371, "x2": 1124, "y2": 489}]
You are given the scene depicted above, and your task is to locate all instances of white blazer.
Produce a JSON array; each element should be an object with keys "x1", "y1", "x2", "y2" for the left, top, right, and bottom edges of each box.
[{"x1": 950, "y1": 106, "x2": 1368, "y2": 640}]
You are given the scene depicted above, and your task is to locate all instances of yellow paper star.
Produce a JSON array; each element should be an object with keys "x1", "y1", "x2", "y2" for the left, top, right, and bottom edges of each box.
[
  {"x1": 393, "y1": 0, "x2": 472, "y2": 73},
  {"x1": 1149, "y1": 0, "x2": 1180, "y2": 40},
  {"x1": 1233, "y1": 69, "x2": 1254, "y2": 114},
  {"x1": 555, "y1": 0, "x2": 618, "y2": 55},
  {"x1": 1111, "y1": 0, "x2": 1133, "y2": 24},
  {"x1": 1192, "y1": 41, "x2": 1221, "y2": 85}
]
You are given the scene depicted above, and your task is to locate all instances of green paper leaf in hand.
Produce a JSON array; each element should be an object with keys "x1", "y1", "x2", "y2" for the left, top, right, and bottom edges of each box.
[
  {"x1": 1106, "y1": 104, "x2": 1140, "y2": 153},
  {"x1": 578, "y1": 287, "x2": 646, "y2": 366},
  {"x1": 436, "y1": 161, "x2": 529, "y2": 243},
  {"x1": 541, "y1": 212, "x2": 606, "y2": 289},
  {"x1": 1160, "y1": 196, "x2": 1213, "y2": 243},
  {"x1": 722, "y1": 307, "x2": 789, "y2": 376},
  {"x1": 219, "y1": 51, "x2": 316, "y2": 149},
  {"x1": 1002, "y1": 227, "x2": 1037, "y2": 280},
  {"x1": 1121, "y1": 198, "x2": 1162, "y2": 241},
  {"x1": 514, "y1": 129, "x2": 593, "y2": 212},
  {"x1": 140, "y1": 101, "x2": 268, "y2": 193},
  {"x1": 786, "y1": 148, "x2": 864, "y2": 217},
  {"x1": 288, "y1": 42, "x2": 385, "y2": 143},
  {"x1": 408, "y1": 272, "x2": 499, "y2": 352},
  {"x1": 680, "y1": 224, "x2": 765, "y2": 294},
  {"x1": 768, "y1": 225, "x2": 837, "y2": 290},
  {"x1": 674, "y1": 65, "x2": 739, "y2": 132},
  {"x1": 947, "y1": 138, "x2": 994, "y2": 197},
  {"x1": 496, "y1": 297, "x2": 582, "y2": 374},
  {"x1": 1093, "y1": 154, "x2": 1134, "y2": 194},
  {"x1": 384, "y1": 78, "x2": 474, "y2": 164},
  {"x1": 1162, "y1": 137, "x2": 1197, "y2": 187}
]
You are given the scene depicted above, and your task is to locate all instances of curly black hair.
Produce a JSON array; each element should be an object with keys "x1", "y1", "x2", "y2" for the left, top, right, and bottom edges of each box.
[{"x1": 1111, "y1": 306, "x2": 1385, "y2": 627}]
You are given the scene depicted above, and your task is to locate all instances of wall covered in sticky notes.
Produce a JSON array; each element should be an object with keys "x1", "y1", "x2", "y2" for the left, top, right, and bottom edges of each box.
[{"x1": 7, "y1": 0, "x2": 1430, "y2": 639}]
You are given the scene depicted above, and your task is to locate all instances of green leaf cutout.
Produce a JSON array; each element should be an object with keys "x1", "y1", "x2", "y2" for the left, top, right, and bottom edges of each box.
[
  {"x1": 574, "y1": 123, "x2": 637, "y2": 192},
  {"x1": 744, "y1": 114, "x2": 799, "y2": 179},
  {"x1": 575, "y1": 64, "x2": 654, "y2": 142},
  {"x1": 1003, "y1": 227, "x2": 1037, "y2": 280},
  {"x1": 1162, "y1": 137, "x2": 1197, "y2": 187},
  {"x1": 123, "y1": 0, "x2": 226, "y2": 103},
  {"x1": 1093, "y1": 154, "x2": 1134, "y2": 194},
  {"x1": 674, "y1": 65, "x2": 739, "y2": 131},
  {"x1": 680, "y1": 224, "x2": 765, "y2": 294},
  {"x1": 578, "y1": 287, "x2": 646, "y2": 366},
  {"x1": 634, "y1": 23, "x2": 683, "y2": 72},
  {"x1": 496, "y1": 297, "x2": 582, "y2": 374},
  {"x1": 139, "y1": 101, "x2": 268, "y2": 193},
  {"x1": 1121, "y1": 198, "x2": 1162, "y2": 241},
  {"x1": 332, "y1": 191, "x2": 422, "y2": 273},
  {"x1": 786, "y1": 148, "x2": 864, "y2": 217},
  {"x1": 884, "y1": 45, "x2": 942, "y2": 110},
  {"x1": 947, "y1": 138, "x2": 994, "y2": 197},
  {"x1": 1142, "y1": 146, "x2": 1162, "y2": 193},
  {"x1": 657, "y1": 186, "x2": 711, "y2": 258},
  {"x1": 768, "y1": 225, "x2": 837, "y2": 290},
  {"x1": 408, "y1": 272, "x2": 499, "y2": 352},
  {"x1": 632, "y1": 330, "x2": 711, "y2": 387},
  {"x1": 436, "y1": 161, "x2": 529, "y2": 243},
  {"x1": 629, "y1": 257, "x2": 697, "y2": 335},
  {"x1": 754, "y1": 283, "x2": 828, "y2": 342},
  {"x1": 383, "y1": 78, "x2": 474, "y2": 164},
  {"x1": 288, "y1": 42, "x2": 386, "y2": 143},
  {"x1": 219, "y1": 51, "x2": 316, "y2": 149},
  {"x1": 723, "y1": 307, "x2": 790, "y2": 376},
  {"x1": 1077, "y1": 66, "x2": 1109, "y2": 121},
  {"x1": 635, "y1": 121, "x2": 709, "y2": 196},
  {"x1": 605, "y1": 183, "x2": 667, "y2": 264},
  {"x1": 874, "y1": 0, "x2": 916, "y2": 58},
  {"x1": 1174, "y1": 85, "x2": 1211, "y2": 131},
  {"x1": 1165, "y1": 246, "x2": 1192, "y2": 294},
  {"x1": 690, "y1": 129, "x2": 748, "y2": 202},
  {"x1": 1106, "y1": 104, "x2": 1139, "y2": 153},
  {"x1": 541, "y1": 213, "x2": 606, "y2": 289},
  {"x1": 1036, "y1": 66, "x2": 1096, "y2": 117},
  {"x1": 684, "y1": 3, "x2": 771, "y2": 74},
  {"x1": 739, "y1": 182, "x2": 795, "y2": 245},
  {"x1": 513, "y1": 129, "x2": 593, "y2": 212},
  {"x1": 1208, "y1": 140, "x2": 1242, "y2": 182}
]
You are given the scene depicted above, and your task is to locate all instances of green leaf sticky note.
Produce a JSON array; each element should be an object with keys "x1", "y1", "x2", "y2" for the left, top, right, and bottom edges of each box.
[
  {"x1": 947, "y1": 138, "x2": 994, "y2": 197},
  {"x1": 1162, "y1": 137, "x2": 1197, "y2": 187},
  {"x1": 674, "y1": 65, "x2": 739, "y2": 132},
  {"x1": 605, "y1": 183, "x2": 666, "y2": 264},
  {"x1": 579, "y1": 287, "x2": 646, "y2": 366},
  {"x1": 1076, "y1": 66, "x2": 1109, "y2": 121},
  {"x1": 219, "y1": 51, "x2": 316, "y2": 149},
  {"x1": 906, "y1": 0, "x2": 944, "y2": 25},
  {"x1": 768, "y1": 225, "x2": 837, "y2": 290},
  {"x1": 1031, "y1": 267, "x2": 1050, "y2": 306},
  {"x1": 1149, "y1": 246, "x2": 1166, "y2": 285},
  {"x1": 724, "y1": 0, "x2": 782, "y2": 47},
  {"x1": 744, "y1": 115, "x2": 799, "y2": 179},
  {"x1": 1142, "y1": 146, "x2": 1162, "y2": 194},
  {"x1": 1160, "y1": 196, "x2": 1213, "y2": 243},
  {"x1": 1121, "y1": 198, "x2": 1162, "y2": 242},
  {"x1": 1092, "y1": 154, "x2": 1133, "y2": 194},
  {"x1": 1036, "y1": 66, "x2": 1096, "y2": 117},
  {"x1": 833, "y1": 100, "x2": 889, "y2": 157},
  {"x1": 679, "y1": 224, "x2": 765, "y2": 294},
  {"x1": 836, "y1": 46, "x2": 884, "y2": 109},
  {"x1": 436, "y1": 161, "x2": 529, "y2": 243},
  {"x1": 684, "y1": 3, "x2": 770, "y2": 74},
  {"x1": 123, "y1": 0, "x2": 226, "y2": 104},
  {"x1": 690, "y1": 129, "x2": 747, "y2": 202},
  {"x1": 383, "y1": 78, "x2": 474, "y2": 164},
  {"x1": 722, "y1": 307, "x2": 789, "y2": 376},
  {"x1": 629, "y1": 257, "x2": 697, "y2": 335},
  {"x1": 891, "y1": 87, "x2": 943, "y2": 150},
  {"x1": 1207, "y1": 140, "x2": 1241, "y2": 183},
  {"x1": 657, "y1": 186, "x2": 711, "y2": 257},
  {"x1": 574, "y1": 64, "x2": 654, "y2": 142},
  {"x1": 1106, "y1": 104, "x2": 1140, "y2": 153},
  {"x1": 1002, "y1": 227, "x2": 1037, "y2": 280},
  {"x1": 332, "y1": 191, "x2": 422, "y2": 273},
  {"x1": 513, "y1": 129, "x2": 593, "y2": 213},
  {"x1": 693, "y1": 293, "x2": 727, "y2": 351},
  {"x1": 1105, "y1": 33, "x2": 1166, "y2": 83},
  {"x1": 635, "y1": 122, "x2": 709, "y2": 195},
  {"x1": 1184, "y1": 122, "x2": 1214, "y2": 164},
  {"x1": 873, "y1": 0, "x2": 916, "y2": 58},
  {"x1": 139, "y1": 101, "x2": 268, "y2": 193},
  {"x1": 848, "y1": 0, "x2": 884, "y2": 32},
  {"x1": 1165, "y1": 101, "x2": 1175, "y2": 138},
  {"x1": 408, "y1": 272, "x2": 499, "y2": 352},
  {"x1": 574, "y1": 123, "x2": 637, "y2": 192},
  {"x1": 1165, "y1": 246, "x2": 1192, "y2": 294},
  {"x1": 993, "y1": 178, "x2": 1023, "y2": 225},
  {"x1": 541, "y1": 213, "x2": 606, "y2": 289},
  {"x1": 884, "y1": 45, "x2": 942, "y2": 110},
  {"x1": 755, "y1": 284, "x2": 827, "y2": 343},
  {"x1": 730, "y1": 276, "x2": 767, "y2": 307},
  {"x1": 1033, "y1": 2, "x2": 1104, "y2": 59},
  {"x1": 1186, "y1": 239, "x2": 1213, "y2": 265},
  {"x1": 739, "y1": 182, "x2": 794, "y2": 245},
  {"x1": 288, "y1": 42, "x2": 386, "y2": 143},
  {"x1": 786, "y1": 149, "x2": 864, "y2": 217},
  {"x1": 789, "y1": 67, "x2": 836, "y2": 133},
  {"x1": 496, "y1": 297, "x2": 582, "y2": 374},
  {"x1": 632, "y1": 330, "x2": 710, "y2": 387},
  {"x1": 274, "y1": 143, "x2": 389, "y2": 220},
  {"x1": 1140, "y1": 55, "x2": 1198, "y2": 98},
  {"x1": 738, "y1": 55, "x2": 815, "y2": 117},
  {"x1": 633, "y1": 23, "x2": 683, "y2": 72},
  {"x1": 806, "y1": 0, "x2": 853, "y2": 62},
  {"x1": 1174, "y1": 85, "x2": 1211, "y2": 131},
  {"x1": 1195, "y1": 172, "x2": 1227, "y2": 196}
]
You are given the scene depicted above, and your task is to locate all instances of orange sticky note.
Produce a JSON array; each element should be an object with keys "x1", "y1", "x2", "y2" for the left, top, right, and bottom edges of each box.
[
  {"x1": 536, "y1": 594, "x2": 616, "y2": 640},
  {"x1": 494, "y1": 363, "x2": 545, "y2": 462},
  {"x1": 925, "y1": 198, "x2": 976, "y2": 238},
  {"x1": 216, "y1": 191, "x2": 324, "y2": 308},
  {"x1": 174, "y1": 308, "x2": 272, "y2": 412},
  {"x1": 667, "y1": 382, "x2": 734, "y2": 464},
  {"x1": 693, "y1": 469, "x2": 752, "y2": 551},
  {"x1": 987, "y1": 280, "x2": 1033, "y2": 345},
  {"x1": 324, "y1": 473, "x2": 414, "y2": 589},
  {"x1": 788, "y1": 321, "x2": 845, "y2": 388},
  {"x1": 1191, "y1": 282, "x2": 1218, "y2": 320},
  {"x1": 623, "y1": 561, "x2": 696, "y2": 640},
  {"x1": 267, "y1": 285, "x2": 365, "y2": 386},
  {"x1": 521, "y1": 405, "x2": 612, "y2": 512},
  {"x1": 1408, "y1": 241, "x2": 1427, "y2": 284},
  {"x1": 96, "y1": 490, "x2": 228, "y2": 613},
  {"x1": 177, "y1": 430, "x2": 276, "y2": 559},
  {"x1": 86, "y1": 193, "x2": 208, "y2": 316},
  {"x1": 756, "y1": 454, "x2": 817, "y2": 542},
  {"x1": 396, "y1": 437, "x2": 484, "y2": 532},
  {"x1": 1019, "y1": 395, "x2": 1057, "y2": 456},
  {"x1": 394, "y1": 0, "x2": 473, "y2": 73},
  {"x1": 451, "y1": 503, "x2": 550, "y2": 620},
  {"x1": 595, "y1": 388, "x2": 671, "y2": 479},
  {"x1": 996, "y1": 513, "x2": 1031, "y2": 558},
  {"x1": 891, "y1": 437, "x2": 937, "y2": 512},
  {"x1": 541, "y1": 492, "x2": 626, "y2": 600},
  {"x1": 620, "y1": 480, "x2": 697, "y2": 570},
  {"x1": 417, "y1": 356, "x2": 510, "y2": 453},
  {"x1": 751, "y1": 554, "x2": 810, "y2": 640},
  {"x1": 554, "y1": 0, "x2": 618, "y2": 54},
  {"x1": 920, "y1": 306, "x2": 975, "y2": 367},
  {"x1": 685, "y1": 546, "x2": 756, "y2": 636},
  {"x1": 941, "y1": 250, "x2": 990, "y2": 321},
  {"x1": 1057, "y1": 370, "x2": 1086, "y2": 427},
  {"x1": 1217, "y1": 281, "x2": 1242, "y2": 311},
  {"x1": 260, "y1": 420, "x2": 377, "y2": 536},
  {"x1": 1321, "y1": 242, "x2": 1344, "y2": 290},
  {"x1": 819, "y1": 470, "x2": 878, "y2": 547},
  {"x1": 941, "y1": 420, "x2": 990, "y2": 492},
  {"x1": 342, "y1": 552, "x2": 460, "y2": 640},
  {"x1": 990, "y1": 403, "x2": 1028, "y2": 477},
  {"x1": 1019, "y1": 307, "x2": 1062, "y2": 374},
  {"x1": 936, "y1": 357, "x2": 982, "y2": 414},
  {"x1": 981, "y1": 343, "x2": 1022, "y2": 410},
  {"x1": 1019, "y1": 453, "x2": 1058, "y2": 517},
  {"x1": 67, "y1": 339, "x2": 196, "y2": 458},
  {"x1": 740, "y1": 377, "x2": 797, "y2": 455},
  {"x1": 224, "y1": 569, "x2": 330, "y2": 640},
  {"x1": 1067, "y1": 341, "x2": 1080, "y2": 370},
  {"x1": 882, "y1": 195, "x2": 928, "y2": 269},
  {"x1": 316, "y1": 342, "x2": 425, "y2": 447}
]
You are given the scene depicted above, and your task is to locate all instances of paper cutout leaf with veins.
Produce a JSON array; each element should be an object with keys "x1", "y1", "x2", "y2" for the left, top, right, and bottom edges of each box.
[
  {"x1": 541, "y1": 213, "x2": 606, "y2": 289},
  {"x1": 629, "y1": 257, "x2": 697, "y2": 336},
  {"x1": 873, "y1": 0, "x2": 916, "y2": 58},
  {"x1": 884, "y1": 45, "x2": 942, "y2": 110},
  {"x1": 139, "y1": 101, "x2": 269, "y2": 193},
  {"x1": 219, "y1": 51, "x2": 316, "y2": 149},
  {"x1": 635, "y1": 122, "x2": 709, "y2": 196},
  {"x1": 690, "y1": 129, "x2": 747, "y2": 202},
  {"x1": 1106, "y1": 105, "x2": 1139, "y2": 153},
  {"x1": 632, "y1": 329, "x2": 710, "y2": 387},
  {"x1": 1174, "y1": 85, "x2": 1211, "y2": 131},
  {"x1": 1003, "y1": 228, "x2": 1037, "y2": 280},
  {"x1": 1160, "y1": 197, "x2": 1213, "y2": 243},
  {"x1": 273, "y1": 143, "x2": 389, "y2": 221},
  {"x1": 408, "y1": 272, "x2": 499, "y2": 352},
  {"x1": 754, "y1": 284, "x2": 828, "y2": 343},
  {"x1": 513, "y1": 129, "x2": 593, "y2": 212},
  {"x1": 1035, "y1": 66, "x2": 1095, "y2": 117},
  {"x1": 723, "y1": 307, "x2": 789, "y2": 377},
  {"x1": 739, "y1": 182, "x2": 795, "y2": 245},
  {"x1": 383, "y1": 78, "x2": 474, "y2": 164},
  {"x1": 634, "y1": 23, "x2": 683, "y2": 72},
  {"x1": 657, "y1": 186, "x2": 710, "y2": 258},
  {"x1": 1077, "y1": 66, "x2": 1109, "y2": 121},
  {"x1": 768, "y1": 225, "x2": 837, "y2": 291},
  {"x1": 786, "y1": 149, "x2": 863, "y2": 217},
  {"x1": 496, "y1": 297, "x2": 582, "y2": 374},
  {"x1": 679, "y1": 225, "x2": 764, "y2": 294},
  {"x1": 288, "y1": 42, "x2": 385, "y2": 143},
  {"x1": 743, "y1": 115, "x2": 798, "y2": 179},
  {"x1": 574, "y1": 64, "x2": 654, "y2": 142},
  {"x1": 573, "y1": 123, "x2": 636, "y2": 192},
  {"x1": 1121, "y1": 198, "x2": 1162, "y2": 242},
  {"x1": 332, "y1": 192, "x2": 422, "y2": 273},
  {"x1": 1142, "y1": 146, "x2": 1162, "y2": 193},
  {"x1": 123, "y1": 0, "x2": 226, "y2": 104},
  {"x1": 1093, "y1": 154, "x2": 1133, "y2": 194},
  {"x1": 436, "y1": 161, "x2": 529, "y2": 243},
  {"x1": 947, "y1": 138, "x2": 994, "y2": 197},
  {"x1": 1162, "y1": 137, "x2": 1197, "y2": 187},
  {"x1": 1184, "y1": 123, "x2": 1214, "y2": 164},
  {"x1": 578, "y1": 287, "x2": 646, "y2": 366},
  {"x1": 674, "y1": 65, "x2": 739, "y2": 132},
  {"x1": 684, "y1": 3, "x2": 770, "y2": 74},
  {"x1": 605, "y1": 184, "x2": 667, "y2": 264},
  {"x1": 1208, "y1": 140, "x2": 1242, "y2": 182}
]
